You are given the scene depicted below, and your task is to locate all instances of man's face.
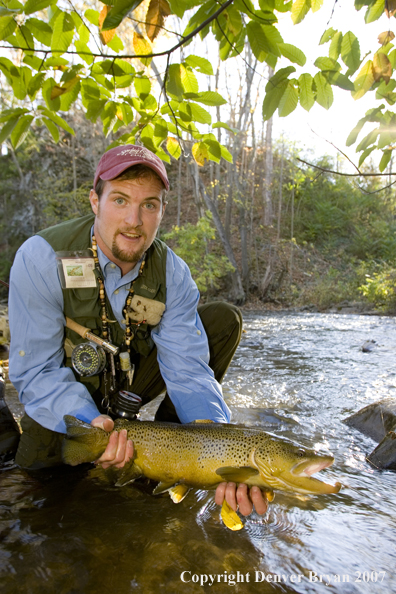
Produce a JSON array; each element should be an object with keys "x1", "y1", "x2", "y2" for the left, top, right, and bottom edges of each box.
[{"x1": 89, "y1": 175, "x2": 166, "y2": 274}]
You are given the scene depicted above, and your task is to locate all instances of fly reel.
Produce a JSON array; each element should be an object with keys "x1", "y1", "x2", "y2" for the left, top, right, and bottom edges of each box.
[{"x1": 71, "y1": 342, "x2": 106, "y2": 377}]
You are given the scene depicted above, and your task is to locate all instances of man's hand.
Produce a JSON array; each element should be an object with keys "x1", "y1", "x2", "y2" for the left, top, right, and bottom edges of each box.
[
  {"x1": 91, "y1": 414, "x2": 134, "y2": 470},
  {"x1": 215, "y1": 482, "x2": 268, "y2": 516}
]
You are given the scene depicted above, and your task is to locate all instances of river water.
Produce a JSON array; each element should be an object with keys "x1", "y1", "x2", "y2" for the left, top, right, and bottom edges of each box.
[{"x1": 0, "y1": 312, "x2": 395, "y2": 594}]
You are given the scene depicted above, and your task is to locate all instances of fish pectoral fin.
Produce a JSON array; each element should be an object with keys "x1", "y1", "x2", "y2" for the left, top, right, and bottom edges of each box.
[
  {"x1": 115, "y1": 463, "x2": 142, "y2": 487},
  {"x1": 220, "y1": 500, "x2": 244, "y2": 531},
  {"x1": 215, "y1": 466, "x2": 260, "y2": 483},
  {"x1": 152, "y1": 481, "x2": 178, "y2": 496},
  {"x1": 168, "y1": 484, "x2": 190, "y2": 503}
]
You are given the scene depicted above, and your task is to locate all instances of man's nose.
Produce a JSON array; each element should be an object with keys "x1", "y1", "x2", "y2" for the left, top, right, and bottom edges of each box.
[{"x1": 124, "y1": 205, "x2": 142, "y2": 227}]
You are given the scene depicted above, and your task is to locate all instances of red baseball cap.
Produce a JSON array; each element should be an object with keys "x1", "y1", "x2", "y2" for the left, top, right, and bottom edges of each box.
[{"x1": 93, "y1": 144, "x2": 169, "y2": 191}]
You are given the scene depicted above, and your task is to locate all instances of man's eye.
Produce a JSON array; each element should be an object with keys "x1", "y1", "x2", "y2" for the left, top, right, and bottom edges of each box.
[
  {"x1": 115, "y1": 198, "x2": 125, "y2": 205},
  {"x1": 144, "y1": 203, "x2": 156, "y2": 210}
]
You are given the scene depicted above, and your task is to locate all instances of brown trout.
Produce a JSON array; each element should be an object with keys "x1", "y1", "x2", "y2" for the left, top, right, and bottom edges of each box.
[{"x1": 63, "y1": 415, "x2": 340, "y2": 513}]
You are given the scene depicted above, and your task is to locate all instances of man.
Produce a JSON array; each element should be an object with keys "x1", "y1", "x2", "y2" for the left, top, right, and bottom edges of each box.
[{"x1": 8, "y1": 144, "x2": 267, "y2": 517}]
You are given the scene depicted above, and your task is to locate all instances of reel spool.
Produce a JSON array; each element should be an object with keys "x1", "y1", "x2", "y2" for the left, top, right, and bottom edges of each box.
[{"x1": 71, "y1": 342, "x2": 106, "y2": 377}]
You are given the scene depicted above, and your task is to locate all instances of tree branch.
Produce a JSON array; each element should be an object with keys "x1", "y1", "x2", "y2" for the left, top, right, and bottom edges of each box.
[
  {"x1": 296, "y1": 157, "x2": 396, "y2": 177},
  {"x1": 1, "y1": 0, "x2": 235, "y2": 61}
]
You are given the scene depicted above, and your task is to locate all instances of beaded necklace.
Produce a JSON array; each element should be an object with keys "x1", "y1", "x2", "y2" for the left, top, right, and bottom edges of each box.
[{"x1": 91, "y1": 235, "x2": 146, "y2": 394}]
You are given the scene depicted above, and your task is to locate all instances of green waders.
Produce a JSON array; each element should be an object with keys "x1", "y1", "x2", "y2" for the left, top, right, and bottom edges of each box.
[{"x1": 15, "y1": 302, "x2": 242, "y2": 471}]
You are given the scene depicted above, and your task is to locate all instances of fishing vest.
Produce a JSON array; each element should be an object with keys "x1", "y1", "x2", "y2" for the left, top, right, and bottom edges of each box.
[{"x1": 38, "y1": 214, "x2": 167, "y2": 396}]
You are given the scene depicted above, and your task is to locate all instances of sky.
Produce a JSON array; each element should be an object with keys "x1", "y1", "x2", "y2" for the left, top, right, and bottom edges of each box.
[{"x1": 273, "y1": 2, "x2": 394, "y2": 170}]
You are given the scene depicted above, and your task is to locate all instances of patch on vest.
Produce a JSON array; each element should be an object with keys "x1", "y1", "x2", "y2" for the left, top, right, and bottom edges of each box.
[{"x1": 126, "y1": 295, "x2": 165, "y2": 326}]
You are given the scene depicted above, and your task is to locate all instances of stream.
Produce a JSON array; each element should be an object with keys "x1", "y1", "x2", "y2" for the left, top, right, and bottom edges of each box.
[{"x1": 0, "y1": 311, "x2": 395, "y2": 594}]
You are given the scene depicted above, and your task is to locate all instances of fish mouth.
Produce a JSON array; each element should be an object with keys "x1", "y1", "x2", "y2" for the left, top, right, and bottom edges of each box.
[{"x1": 291, "y1": 456, "x2": 334, "y2": 477}]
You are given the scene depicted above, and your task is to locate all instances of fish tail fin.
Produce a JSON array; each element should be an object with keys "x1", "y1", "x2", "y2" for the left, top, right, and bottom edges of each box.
[{"x1": 62, "y1": 415, "x2": 109, "y2": 466}]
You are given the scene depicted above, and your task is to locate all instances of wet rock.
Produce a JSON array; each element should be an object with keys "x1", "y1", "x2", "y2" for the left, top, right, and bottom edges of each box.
[
  {"x1": 361, "y1": 339, "x2": 376, "y2": 353},
  {"x1": 343, "y1": 399, "x2": 396, "y2": 470}
]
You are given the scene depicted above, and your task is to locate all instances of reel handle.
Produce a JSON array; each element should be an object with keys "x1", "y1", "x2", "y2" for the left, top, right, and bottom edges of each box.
[{"x1": 65, "y1": 317, "x2": 119, "y2": 356}]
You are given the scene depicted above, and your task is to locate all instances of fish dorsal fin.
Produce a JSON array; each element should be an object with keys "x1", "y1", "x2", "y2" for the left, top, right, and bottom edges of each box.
[
  {"x1": 168, "y1": 484, "x2": 190, "y2": 503},
  {"x1": 215, "y1": 466, "x2": 259, "y2": 483},
  {"x1": 190, "y1": 419, "x2": 214, "y2": 424}
]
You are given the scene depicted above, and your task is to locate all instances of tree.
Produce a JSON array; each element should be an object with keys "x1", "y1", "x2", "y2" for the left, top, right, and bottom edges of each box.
[{"x1": 1, "y1": 0, "x2": 388, "y2": 168}]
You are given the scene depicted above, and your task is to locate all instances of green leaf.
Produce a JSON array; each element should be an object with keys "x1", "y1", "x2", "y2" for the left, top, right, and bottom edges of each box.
[
  {"x1": 102, "y1": 0, "x2": 144, "y2": 31},
  {"x1": 319, "y1": 27, "x2": 337, "y2": 45},
  {"x1": 27, "y1": 72, "x2": 46, "y2": 99},
  {"x1": 24, "y1": 0, "x2": 56, "y2": 15},
  {"x1": 356, "y1": 128, "x2": 379, "y2": 152},
  {"x1": 341, "y1": 31, "x2": 361, "y2": 74},
  {"x1": 262, "y1": 79, "x2": 288, "y2": 120},
  {"x1": 10, "y1": 114, "x2": 34, "y2": 149},
  {"x1": 326, "y1": 71, "x2": 355, "y2": 91},
  {"x1": 42, "y1": 77, "x2": 60, "y2": 110},
  {"x1": 184, "y1": 91, "x2": 227, "y2": 106},
  {"x1": 15, "y1": 23, "x2": 34, "y2": 52},
  {"x1": 291, "y1": 0, "x2": 311, "y2": 24},
  {"x1": 51, "y1": 12, "x2": 75, "y2": 55},
  {"x1": 204, "y1": 139, "x2": 221, "y2": 163},
  {"x1": 180, "y1": 64, "x2": 199, "y2": 94},
  {"x1": 84, "y1": 9, "x2": 99, "y2": 26},
  {"x1": 38, "y1": 106, "x2": 75, "y2": 135},
  {"x1": 0, "y1": 116, "x2": 19, "y2": 144},
  {"x1": 298, "y1": 73, "x2": 314, "y2": 111},
  {"x1": 358, "y1": 145, "x2": 376, "y2": 167},
  {"x1": 184, "y1": 55, "x2": 213, "y2": 75},
  {"x1": 168, "y1": 0, "x2": 190, "y2": 18},
  {"x1": 106, "y1": 34, "x2": 124, "y2": 52},
  {"x1": 278, "y1": 43, "x2": 306, "y2": 66},
  {"x1": 379, "y1": 149, "x2": 392, "y2": 171},
  {"x1": 59, "y1": 78, "x2": 80, "y2": 111},
  {"x1": 329, "y1": 31, "x2": 343, "y2": 60},
  {"x1": 167, "y1": 64, "x2": 184, "y2": 100},
  {"x1": 247, "y1": 21, "x2": 268, "y2": 62},
  {"x1": 311, "y1": 0, "x2": 323, "y2": 11},
  {"x1": 220, "y1": 143, "x2": 233, "y2": 163},
  {"x1": 189, "y1": 103, "x2": 211, "y2": 125},
  {"x1": 212, "y1": 122, "x2": 238, "y2": 133},
  {"x1": 0, "y1": 16, "x2": 16, "y2": 40},
  {"x1": 278, "y1": 81, "x2": 298, "y2": 117},
  {"x1": 266, "y1": 66, "x2": 296, "y2": 90},
  {"x1": 43, "y1": 116, "x2": 59, "y2": 142},
  {"x1": 314, "y1": 56, "x2": 340, "y2": 71},
  {"x1": 134, "y1": 76, "x2": 151, "y2": 99},
  {"x1": 314, "y1": 72, "x2": 333, "y2": 109},
  {"x1": 26, "y1": 18, "x2": 52, "y2": 46},
  {"x1": 365, "y1": 0, "x2": 385, "y2": 23},
  {"x1": 346, "y1": 118, "x2": 365, "y2": 146}
]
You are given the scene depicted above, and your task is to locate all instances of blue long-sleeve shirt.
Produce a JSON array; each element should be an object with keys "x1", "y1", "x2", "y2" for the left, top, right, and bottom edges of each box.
[{"x1": 8, "y1": 234, "x2": 231, "y2": 433}]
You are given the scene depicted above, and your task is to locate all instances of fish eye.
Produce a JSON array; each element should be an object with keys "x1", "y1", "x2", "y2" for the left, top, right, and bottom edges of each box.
[{"x1": 297, "y1": 449, "x2": 306, "y2": 458}]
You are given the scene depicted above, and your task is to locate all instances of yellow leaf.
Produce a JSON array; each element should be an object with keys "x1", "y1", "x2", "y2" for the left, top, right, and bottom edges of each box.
[
  {"x1": 373, "y1": 51, "x2": 392, "y2": 83},
  {"x1": 146, "y1": 0, "x2": 171, "y2": 42},
  {"x1": 50, "y1": 76, "x2": 79, "y2": 100},
  {"x1": 378, "y1": 30, "x2": 395, "y2": 45},
  {"x1": 166, "y1": 136, "x2": 181, "y2": 159},
  {"x1": 133, "y1": 32, "x2": 152, "y2": 66},
  {"x1": 353, "y1": 60, "x2": 375, "y2": 99},
  {"x1": 99, "y1": 5, "x2": 116, "y2": 46},
  {"x1": 192, "y1": 142, "x2": 209, "y2": 166}
]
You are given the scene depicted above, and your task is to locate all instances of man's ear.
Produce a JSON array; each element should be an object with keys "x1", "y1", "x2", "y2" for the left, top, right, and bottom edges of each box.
[{"x1": 89, "y1": 189, "x2": 99, "y2": 215}]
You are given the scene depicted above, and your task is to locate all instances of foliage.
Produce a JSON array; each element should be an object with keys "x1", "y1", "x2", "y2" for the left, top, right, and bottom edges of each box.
[
  {"x1": 0, "y1": 0, "x2": 393, "y2": 169},
  {"x1": 358, "y1": 262, "x2": 396, "y2": 312},
  {"x1": 295, "y1": 265, "x2": 363, "y2": 310},
  {"x1": 162, "y1": 213, "x2": 235, "y2": 293}
]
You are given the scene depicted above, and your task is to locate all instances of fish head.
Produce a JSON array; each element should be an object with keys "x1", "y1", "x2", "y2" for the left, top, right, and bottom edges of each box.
[{"x1": 254, "y1": 436, "x2": 341, "y2": 495}]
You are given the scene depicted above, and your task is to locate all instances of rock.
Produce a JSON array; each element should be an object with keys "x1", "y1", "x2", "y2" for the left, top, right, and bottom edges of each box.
[{"x1": 343, "y1": 399, "x2": 396, "y2": 470}]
